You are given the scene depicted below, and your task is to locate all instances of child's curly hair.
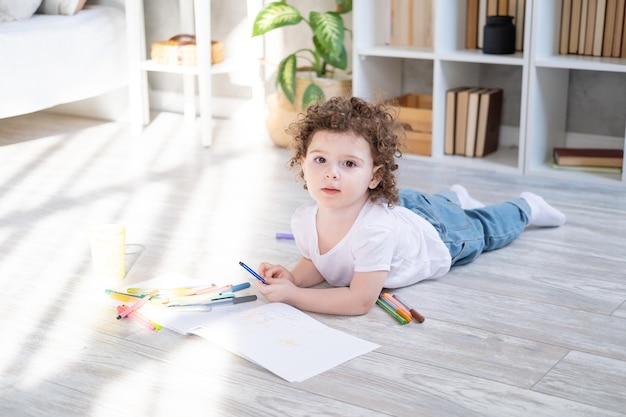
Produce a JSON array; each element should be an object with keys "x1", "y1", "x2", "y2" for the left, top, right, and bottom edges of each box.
[{"x1": 287, "y1": 96, "x2": 403, "y2": 205}]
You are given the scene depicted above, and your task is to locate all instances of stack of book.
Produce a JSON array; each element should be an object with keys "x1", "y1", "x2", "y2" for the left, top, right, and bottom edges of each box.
[
  {"x1": 445, "y1": 87, "x2": 503, "y2": 158},
  {"x1": 553, "y1": 147, "x2": 624, "y2": 173},
  {"x1": 466, "y1": 0, "x2": 526, "y2": 51},
  {"x1": 559, "y1": 0, "x2": 626, "y2": 57}
]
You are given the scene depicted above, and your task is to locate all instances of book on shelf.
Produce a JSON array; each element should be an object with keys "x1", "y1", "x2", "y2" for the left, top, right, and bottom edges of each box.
[
  {"x1": 487, "y1": 0, "x2": 498, "y2": 16},
  {"x1": 389, "y1": 0, "x2": 411, "y2": 46},
  {"x1": 612, "y1": 0, "x2": 625, "y2": 56},
  {"x1": 551, "y1": 161, "x2": 623, "y2": 174},
  {"x1": 561, "y1": 0, "x2": 573, "y2": 54},
  {"x1": 466, "y1": 0, "x2": 480, "y2": 49},
  {"x1": 498, "y1": 0, "x2": 508, "y2": 15},
  {"x1": 411, "y1": 0, "x2": 433, "y2": 48},
  {"x1": 619, "y1": 0, "x2": 626, "y2": 58},
  {"x1": 445, "y1": 87, "x2": 469, "y2": 155},
  {"x1": 464, "y1": 88, "x2": 488, "y2": 157},
  {"x1": 515, "y1": 0, "x2": 525, "y2": 51},
  {"x1": 478, "y1": 0, "x2": 487, "y2": 48},
  {"x1": 602, "y1": 0, "x2": 617, "y2": 56},
  {"x1": 455, "y1": 87, "x2": 482, "y2": 156},
  {"x1": 508, "y1": 0, "x2": 518, "y2": 21},
  {"x1": 592, "y1": 0, "x2": 607, "y2": 56},
  {"x1": 389, "y1": 0, "x2": 433, "y2": 47},
  {"x1": 569, "y1": 0, "x2": 583, "y2": 53},
  {"x1": 579, "y1": 0, "x2": 589, "y2": 53},
  {"x1": 475, "y1": 88, "x2": 503, "y2": 158},
  {"x1": 553, "y1": 147, "x2": 624, "y2": 168},
  {"x1": 584, "y1": 0, "x2": 597, "y2": 55}
]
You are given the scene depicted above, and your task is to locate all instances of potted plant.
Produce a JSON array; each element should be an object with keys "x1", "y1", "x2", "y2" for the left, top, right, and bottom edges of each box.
[{"x1": 252, "y1": 0, "x2": 352, "y2": 113}]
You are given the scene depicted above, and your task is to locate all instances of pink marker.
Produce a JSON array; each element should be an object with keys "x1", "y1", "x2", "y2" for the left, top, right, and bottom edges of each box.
[
  {"x1": 116, "y1": 289, "x2": 158, "y2": 319},
  {"x1": 117, "y1": 305, "x2": 156, "y2": 330}
]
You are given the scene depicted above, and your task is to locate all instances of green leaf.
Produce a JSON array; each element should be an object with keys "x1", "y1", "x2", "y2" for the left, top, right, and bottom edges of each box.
[
  {"x1": 252, "y1": 2, "x2": 302, "y2": 36},
  {"x1": 302, "y1": 83, "x2": 325, "y2": 109},
  {"x1": 314, "y1": 37, "x2": 347, "y2": 70},
  {"x1": 277, "y1": 54, "x2": 297, "y2": 104},
  {"x1": 309, "y1": 12, "x2": 344, "y2": 60}
]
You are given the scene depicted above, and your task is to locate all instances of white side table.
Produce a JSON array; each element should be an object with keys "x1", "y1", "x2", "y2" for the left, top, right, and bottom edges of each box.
[{"x1": 125, "y1": 0, "x2": 221, "y2": 147}]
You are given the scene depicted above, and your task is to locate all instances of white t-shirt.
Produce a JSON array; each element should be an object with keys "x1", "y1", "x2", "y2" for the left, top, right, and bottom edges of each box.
[{"x1": 291, "y1": 200, "x2": 452, "y2": 288}]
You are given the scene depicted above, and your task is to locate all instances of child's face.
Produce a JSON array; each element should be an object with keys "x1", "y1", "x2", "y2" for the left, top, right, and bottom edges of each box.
[{"x1": 301, "y1": 130, "x2": 381, "y2": 211}]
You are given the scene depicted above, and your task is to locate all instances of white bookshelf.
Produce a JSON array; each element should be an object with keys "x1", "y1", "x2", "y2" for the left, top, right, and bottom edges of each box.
[{"x1": 352, "y1": 0, "x2": 626, "y2": 186}]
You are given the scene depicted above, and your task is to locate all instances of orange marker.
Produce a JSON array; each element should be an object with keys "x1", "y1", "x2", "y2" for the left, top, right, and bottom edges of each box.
[{"x1": 382, "y1": 293, "x2": 412, "y2": 322}]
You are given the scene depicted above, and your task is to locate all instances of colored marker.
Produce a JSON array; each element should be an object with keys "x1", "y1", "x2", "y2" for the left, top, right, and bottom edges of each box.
[
  {"x1": 167, "y1": 294, "x2": 258, "y2": 309},
  {"x1": 105, "y1": 289, "x2": 143, "y2": 303},
  {"x1": 376, "y1": 298, "x2": 408, "y2": 325},
  {"x1": 238, "y1": 261, "x2": 267, "y2": 284},
  {"x1": 192, "y1": 284, "x2": 232, "y2": 296},
  {"x1": 275, "y1": 232, "x2": 294, "y2": 239},
  {"x1": 382, "y1": 293, "x2": 412, "y2": 323},
  {"x1": 184, "y1": 282, "x2": 251, "y2": 296},
  {"x1": 391, "y1": 294, "x2": 425, "y2": 323},
  {"x1": 381, "y1": 293, "x2": 412, "y2": 323},
  {"x1": 126, "y1": 285, "x2": 213, "y2": 296},
  {"x1": 117, "y1": 289, "x2": 158, "y2": 319},
  {"x1": 117, "y1": 305, "x2": 158, "y2": 330},
  {"x1": 162, "y1": 292, "x2": 236, "y2": 306}
]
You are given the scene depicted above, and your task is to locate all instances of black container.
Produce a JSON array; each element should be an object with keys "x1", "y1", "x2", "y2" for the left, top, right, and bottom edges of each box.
[{"x1": 483, "y1": 15, "x2": 516, "y2": 54}]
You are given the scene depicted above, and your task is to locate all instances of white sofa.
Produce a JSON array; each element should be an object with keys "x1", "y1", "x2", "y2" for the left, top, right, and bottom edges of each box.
[{"x1": 0, "y1": 0, "x2": 128, "y2": 120}]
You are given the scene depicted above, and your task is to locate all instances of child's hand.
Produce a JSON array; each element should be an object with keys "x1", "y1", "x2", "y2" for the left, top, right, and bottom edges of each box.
[
  {"x1": 258, "y1": 262, "x2": 295, "y2": 283},
  {"x1": 257, "y1": 275, "x2": 298, "y2": 303}
]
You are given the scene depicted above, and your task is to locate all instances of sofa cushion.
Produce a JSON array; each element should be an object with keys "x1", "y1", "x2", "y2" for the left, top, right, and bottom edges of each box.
[
  {"x1": 37, "y1": 0, "x2": 86, "y2": 15},
  {"x1": 0, "y1": 0, "x2": 42, "y2": 22}
]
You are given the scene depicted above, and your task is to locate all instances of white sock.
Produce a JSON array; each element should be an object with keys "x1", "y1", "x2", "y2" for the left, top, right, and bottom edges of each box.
[
  {"x1": 520, "y1": 192, "x2": 566, "y2": 227},
  {"x1": 450, "y1": 184, "x2": 485, "y2": 209}
]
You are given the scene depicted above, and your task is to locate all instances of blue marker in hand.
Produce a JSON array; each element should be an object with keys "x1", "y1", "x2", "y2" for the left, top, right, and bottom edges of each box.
[{"x1": 239, "y1": 261, "x2": 268, "y2": 285}]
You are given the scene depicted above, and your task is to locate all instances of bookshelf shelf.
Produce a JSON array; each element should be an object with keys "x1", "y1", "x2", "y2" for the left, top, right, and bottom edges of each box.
[
  {"x1": 352, "y1": 0, "x2": 625, "y2": 186},
  {"x1": 437, "y1": 51, "x2": 526, "y2": 65},
  {"x1": 358, "y1": 46, "x2": 435, "y2": 60}
]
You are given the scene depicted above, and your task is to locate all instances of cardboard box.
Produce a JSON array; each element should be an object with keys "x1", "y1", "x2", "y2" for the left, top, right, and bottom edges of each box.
[{"x1": 392, "y1": 94, "x2": 433, "y2": 156}]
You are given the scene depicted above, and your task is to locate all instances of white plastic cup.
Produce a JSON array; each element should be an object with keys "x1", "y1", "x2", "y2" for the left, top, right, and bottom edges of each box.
[{"x1": 90, "y1": 224, "x2": 126, "y2": 282}]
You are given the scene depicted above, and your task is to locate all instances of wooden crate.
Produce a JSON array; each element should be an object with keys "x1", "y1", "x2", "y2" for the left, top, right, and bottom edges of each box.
[
  {"x1": 394, "y1": 94, "x2": 432, "y2": 133},
  {"x1": 392, "y1": 94, "x2": 433, "y2": 156},
  {"x1": 403, "y1": 130, "x2": 432, "y2": 156}
]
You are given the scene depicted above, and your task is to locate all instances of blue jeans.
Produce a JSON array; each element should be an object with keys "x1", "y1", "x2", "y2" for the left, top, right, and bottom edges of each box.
[{"x1": 398, "y1": 188, "x2": 531, "y2": 266}]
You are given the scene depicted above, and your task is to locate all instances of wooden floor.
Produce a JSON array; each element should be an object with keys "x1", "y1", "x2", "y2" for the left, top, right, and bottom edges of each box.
[{"x1": 1, "y1": 103, "x2": 625, "y2": 417}]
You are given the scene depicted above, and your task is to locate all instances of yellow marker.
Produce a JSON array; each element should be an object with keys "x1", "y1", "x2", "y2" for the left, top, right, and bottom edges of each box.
[{"x1": 105, "y1": 289, "x2": 142, "y2": 303}]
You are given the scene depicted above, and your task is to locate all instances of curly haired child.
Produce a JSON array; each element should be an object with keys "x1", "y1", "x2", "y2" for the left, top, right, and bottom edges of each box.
[{"x1": 256, "y1": 96, "x2": 566, "y2": 315}]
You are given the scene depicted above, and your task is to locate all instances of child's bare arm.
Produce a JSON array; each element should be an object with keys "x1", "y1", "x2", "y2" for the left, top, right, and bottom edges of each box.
[
  {"x1": 258, "y1": 270, "x2": 388, "y2": 316},
  {"x1": 290, "y1": 257, "x2": 326, "y2": 287}
]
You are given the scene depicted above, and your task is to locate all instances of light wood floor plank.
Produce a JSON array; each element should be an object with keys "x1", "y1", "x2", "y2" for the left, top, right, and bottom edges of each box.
[
  {"x1": 410, "y1": 282, "x2": 626, "y2": 360},
  {"x1": 533, "y1": 350, "x2": 626, "y2": 414}
]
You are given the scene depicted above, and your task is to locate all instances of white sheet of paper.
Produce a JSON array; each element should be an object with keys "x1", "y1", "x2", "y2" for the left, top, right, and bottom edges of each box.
[
  {"x1": 105, "y1": 277, "x2": 379, "y2": 381},
  {"x1": 191, "y1": 302, "x2": 380, "y2": 382}
]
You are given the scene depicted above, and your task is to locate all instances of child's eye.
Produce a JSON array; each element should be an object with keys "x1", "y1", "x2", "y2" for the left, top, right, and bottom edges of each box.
[
  {"x1": 344, "y1": 160, "x2": 357, "y2": 168},
  {"x1": 314, "y1": 156, "x2": 326, "y2": 164}
]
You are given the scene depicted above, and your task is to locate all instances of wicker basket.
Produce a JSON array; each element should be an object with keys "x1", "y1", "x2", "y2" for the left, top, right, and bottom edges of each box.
[{"x1": 151, "y1": 34, "x2": 224, "y2": 66}]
